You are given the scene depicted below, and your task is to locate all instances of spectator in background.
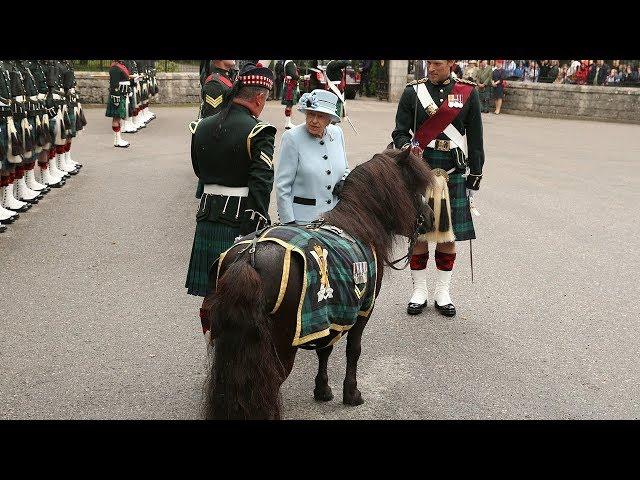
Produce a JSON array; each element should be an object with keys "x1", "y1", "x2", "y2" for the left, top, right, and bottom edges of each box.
[
  {"x1": 619, "y1": 65, "x2": 632, "y2": 85},
  {"x1": 565, "y1": 60, "x2": 581, "y2": 84},
  {"x1": 492, "y1": 60, "x2": 507, "y2": 114},
  {"x1": 489, "y1": 60, "x2": 496, "y2": 70},
  {"x1": 513, "y1": 61, "x2": 525, "y2": 80},
  {"x1": 574, "y1": 60, "x2": 590, "y2": 85},
  {"x1": 633, "y1": 65, "x2": 640, "y2": 84},
  {"x1": 588, "y1": 60, "x2": 609, "y2": 86},
  {"x1": 556, "y1": 64, "x2": 568, "y2": 83},
  {"x1": 524, "y1": 60, "x2": 538, "y2": 82},
  {"x1": 605, "y1": 68, "x2": 619, "y2": 85},
  {"x1": 504, "y1": 60, "x2": 516, "y2": 78},
  {"x1": 476, "y1": 60, "x2": 493, "y2": 113},
  {"x1": 463, "y1": 60, "x2": 479, "y2": 82},
  {"x1": 538, "y1": 60, "x2": 551, "y2": 83}
]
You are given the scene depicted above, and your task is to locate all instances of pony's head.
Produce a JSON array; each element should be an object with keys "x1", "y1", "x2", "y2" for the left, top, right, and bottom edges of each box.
[{"x1": 323, "y1": 147, "x2": 435, "y2": 266}]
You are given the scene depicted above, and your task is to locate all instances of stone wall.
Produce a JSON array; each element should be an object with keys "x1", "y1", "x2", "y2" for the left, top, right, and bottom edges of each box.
[
  {"x1": 76, "y1": 72, "x2": 200, "y2": 104},
  {"x1": 501, "y1": 82, "x2": 640, "y2": 124},
  {"x1": 78, "y1": 70, "x2": 640, "y2": 124},
  {"x1": 388, "y1": 60, "x2": 409, "y2": 102}
]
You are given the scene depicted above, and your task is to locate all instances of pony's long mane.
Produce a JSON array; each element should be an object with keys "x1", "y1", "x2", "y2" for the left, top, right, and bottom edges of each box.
[{"x1": 323, "y1": 148, "x2": 434, "y2": 267}]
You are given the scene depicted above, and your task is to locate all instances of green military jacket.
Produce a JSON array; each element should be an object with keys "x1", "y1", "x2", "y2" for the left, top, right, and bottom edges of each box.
[
  {"x1": 191, "y1": 102, "x2": 276, "y2": 234},
  {"x1": 27, "y1": 61, "x2": 49, "y2": 95},
  {"x1": 200, "y1": 67, "x2": 233, "y2": 118},
  {"x1": 392, "y1": 75, "x2": 485, "y2": 187}
]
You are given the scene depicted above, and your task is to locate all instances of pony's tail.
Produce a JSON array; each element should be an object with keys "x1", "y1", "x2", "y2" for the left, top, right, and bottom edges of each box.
[{"x1": 204, "y1": 260, "x2": 284, "y2": 420}]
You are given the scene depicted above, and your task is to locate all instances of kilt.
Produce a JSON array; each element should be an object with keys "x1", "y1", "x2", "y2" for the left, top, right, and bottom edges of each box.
[
  {"x1": 105, "y1": 94, "x2": 126, "y2": 118},
  {"x1": 424, "y1": 148, "x2": 476, "y2": 242},
  {"x1": 185, "y1": 220, "x2": 241, "y2": 297}
]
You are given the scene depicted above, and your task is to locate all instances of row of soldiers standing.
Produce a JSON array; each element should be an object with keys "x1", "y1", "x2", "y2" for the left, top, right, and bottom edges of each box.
[
  {"x1": 106, "y1": 60, "x2": 159, "y2": 148},
  {"x1": 0, "y1": 60, "x2": 86, "y2": 233}
]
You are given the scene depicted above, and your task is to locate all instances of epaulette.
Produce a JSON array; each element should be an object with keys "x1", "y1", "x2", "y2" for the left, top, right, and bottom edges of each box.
[
  {"x1": 407, "y1": 77, "x2": 429, "y2": 87},
  {"x1": 188, "y1": 118, "x2": 202, "y2": 134},
  {"x1": 206, "y1": 72, "x2": 233, "y2": 88},
  {"x1": 456, "y1": 77, "x2": 477, "y2": 87}
]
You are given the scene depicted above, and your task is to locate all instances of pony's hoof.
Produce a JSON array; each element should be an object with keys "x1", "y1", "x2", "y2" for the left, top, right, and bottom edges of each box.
[
  {"x1": 314, "y1": 387, "x2": 334, "y2": 402},
  {"x1": 343, "y1": 390, "x2": 365, "y2": 406}
]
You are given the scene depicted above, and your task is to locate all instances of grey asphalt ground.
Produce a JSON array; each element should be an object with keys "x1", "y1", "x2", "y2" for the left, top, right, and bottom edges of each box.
[{"x1": 1, "y1": 100, "x2": 639, "y2": 420}]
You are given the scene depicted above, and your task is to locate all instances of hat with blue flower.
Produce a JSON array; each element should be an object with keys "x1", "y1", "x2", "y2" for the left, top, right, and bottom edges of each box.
[{"x1": 297, "y1": 89, "x2": 341, "y2": 123}]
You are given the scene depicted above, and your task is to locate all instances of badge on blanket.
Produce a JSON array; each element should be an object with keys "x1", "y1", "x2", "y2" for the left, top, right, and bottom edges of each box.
[
  {"x1": 353, "y1": 262, "x2": 367, "y2": 299},
  {"x1": 311, "y1": 245, "x2": 334, "y2": 302}
]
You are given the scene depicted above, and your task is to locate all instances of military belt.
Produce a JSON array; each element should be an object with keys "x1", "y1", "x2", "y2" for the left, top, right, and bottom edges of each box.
[
  {"x1": 426, "y1": 139, "x2": 458, "y2": 152},
  {"x1": 202, "y1": 184, "x2": 249, "y2": 197}
]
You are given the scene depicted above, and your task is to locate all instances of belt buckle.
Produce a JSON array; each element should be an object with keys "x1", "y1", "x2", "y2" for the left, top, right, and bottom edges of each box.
[{"x1": 435, "y1": 139, "x2": 450, "y2": 151}]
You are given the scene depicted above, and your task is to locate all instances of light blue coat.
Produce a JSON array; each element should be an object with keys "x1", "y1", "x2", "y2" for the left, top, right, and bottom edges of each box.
[{"x1": 276, "y1": 123, "x2": 349, "y2": 224}]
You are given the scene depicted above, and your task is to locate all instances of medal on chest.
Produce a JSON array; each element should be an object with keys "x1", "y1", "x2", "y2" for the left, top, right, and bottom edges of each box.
[{"x1": 448, "y1": 94, "x2": 463, "y2": 108}]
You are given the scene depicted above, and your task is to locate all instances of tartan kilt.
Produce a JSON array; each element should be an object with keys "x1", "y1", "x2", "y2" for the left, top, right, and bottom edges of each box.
[
  {"x1": 424, "y1": 148, "x2": 476, "y2": 241},
  {"x1": 105, "y1": 95, "x2": 126, "y2": 118},
  {"x1": 185, "y1": 220, "x2": 241, "y2": 297}
]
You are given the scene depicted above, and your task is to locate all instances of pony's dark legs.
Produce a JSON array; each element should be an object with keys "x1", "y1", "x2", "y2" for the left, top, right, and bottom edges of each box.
[
  {"x1": 314, "y1": 346, "x2": 334, "y2": 401},
  {"x1": 343, "y1": 317, "x2": 368, "y2": 405}
]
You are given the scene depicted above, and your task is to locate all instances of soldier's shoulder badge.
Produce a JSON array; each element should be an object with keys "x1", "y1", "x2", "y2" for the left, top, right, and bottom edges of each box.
[
  {"x1": 407, "y1": 77, "x2": 428, "y2": 87},
  {"x1": 456, "y1": 78, "x2": 477, "y2": 87}
]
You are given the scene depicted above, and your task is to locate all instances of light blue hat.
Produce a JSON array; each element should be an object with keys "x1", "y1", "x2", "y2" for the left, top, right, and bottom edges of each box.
[{"x1": 297, "y1": 89, "x2": 341, "y2": 123}]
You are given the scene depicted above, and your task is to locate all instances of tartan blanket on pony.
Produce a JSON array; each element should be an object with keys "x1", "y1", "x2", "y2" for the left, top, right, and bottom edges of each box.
[{"x1": 216, "y1": 224, "x2": 377, "y2": 348}]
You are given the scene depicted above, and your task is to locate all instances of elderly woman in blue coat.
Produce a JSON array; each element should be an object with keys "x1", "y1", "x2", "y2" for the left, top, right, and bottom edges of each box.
[{"x1": 276, "y1": 89, "x2": 349, "y2": 225}]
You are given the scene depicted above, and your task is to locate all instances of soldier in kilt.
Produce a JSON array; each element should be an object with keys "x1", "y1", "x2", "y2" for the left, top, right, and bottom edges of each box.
[
  {"x1": 0, "y1": 61, "x2": 32, "y2": 213},
  {"x1": 57, "y1": 61, "x2": 82, "y2": 175},
  {"x1": 392, "y1": 59, "x2": 485, "y2": 318},
  {"x1": 45, "y1": 60, "x2": 73, "y2": 185},
  {"x1": 10, "y1": 61, "x2": 45, "y2": 205},
  {"x1": 27, "y1": 60, "x2": 55, "y2": 191},
  {"x1": 281, "y1": 59, "x2": 299, "y2": 130},
  {"x1": 106, "y1": 60, "x2": 131, "y2": 148},
  {"x1": 186, "y1": 64, "x2": 276, "y2": 298},
  {"x1": 39, "y1": 60, "x2": 67, "y2": 187},
  {"x1": 0, "y1": 61, "x2": 24, "y2": 226}
]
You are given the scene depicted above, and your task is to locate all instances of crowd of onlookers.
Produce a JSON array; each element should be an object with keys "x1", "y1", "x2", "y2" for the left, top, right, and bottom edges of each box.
[{"x1": 453, "y1": 60, "x2": 640, "y2": 87}]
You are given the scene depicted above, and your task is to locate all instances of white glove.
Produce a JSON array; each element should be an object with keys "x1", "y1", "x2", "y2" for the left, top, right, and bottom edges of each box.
[{"x1": 466, "y1": 188, "x2": 477, "y2": 200}]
